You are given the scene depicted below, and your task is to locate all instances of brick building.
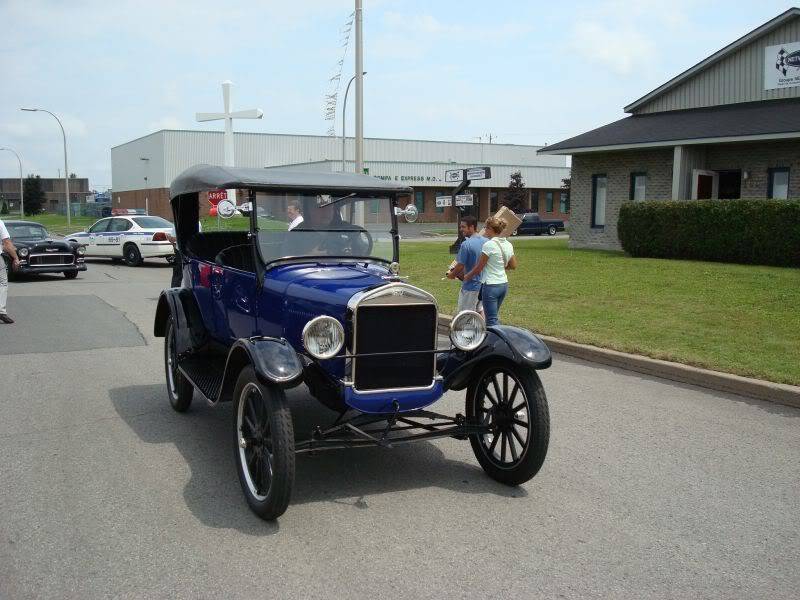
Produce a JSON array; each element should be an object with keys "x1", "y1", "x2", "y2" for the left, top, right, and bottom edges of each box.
[
  {"x1": 540, "y1": 8, "x2": 800, "y2": 250},
  {"x1": 111, "y1": 131, "x2": 570, "y2": 223},
  {"x1": 0, "y1": 176, "x2": 91, "y2": 213}
]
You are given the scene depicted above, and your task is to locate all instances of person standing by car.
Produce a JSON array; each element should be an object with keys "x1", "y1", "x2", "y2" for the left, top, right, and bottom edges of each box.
[
  {"x1": 462, "y1": 216, "x2": 517, "y2": 326},
  {"x1": 287, "y1": 202, "x2": 304, "y2": 231},
  {"x1": 446, "y1": 215, "x2": 486, "y2": 313},
  {"x1": 0, "y1": 218, "x2": 21, "y2": 324}
]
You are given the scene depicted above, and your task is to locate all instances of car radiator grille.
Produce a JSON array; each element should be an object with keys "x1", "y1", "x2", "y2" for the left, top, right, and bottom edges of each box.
[
  {"x1": 29, "y1": 254, "x2": 74, "y2": 266},
  {"x1": 353, "y1": 303, "x2": 437, "y2": 391}
]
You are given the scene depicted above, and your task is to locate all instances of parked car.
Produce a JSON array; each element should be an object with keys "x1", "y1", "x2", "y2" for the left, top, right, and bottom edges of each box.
[
  {"x1": 153, "y1": 165, "x2": 552, "y2": 521},
  {"x1": 513, "y1": 213, "x2": 565, "y2": 236},
  {"x1": 1, "y1": 220, "x2": 86, "y2": 279},
  {"x1": 65, "y1": 215, "x2": 175, "y2": 266}
]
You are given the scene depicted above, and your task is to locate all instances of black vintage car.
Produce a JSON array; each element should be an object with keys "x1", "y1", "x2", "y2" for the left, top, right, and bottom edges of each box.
[
  {"x1": 1, "y1": 220, "x2": 87, "y2": 279},
  {"x1": 513, "y1": 213, "x2": 566, "y2": 236}
]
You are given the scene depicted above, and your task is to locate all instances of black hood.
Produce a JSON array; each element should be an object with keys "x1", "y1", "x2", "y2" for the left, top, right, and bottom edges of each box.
[{"x1": 13, "y1": 237, "x2": 76, "y2": 253}]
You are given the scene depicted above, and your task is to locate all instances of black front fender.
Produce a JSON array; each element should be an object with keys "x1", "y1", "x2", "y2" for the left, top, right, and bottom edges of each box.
[
  {"x1": 218, "y1": 337, "x2": 304, "y2": 402},
  {"x1": 153, "y1": 288, "x2": 208, "y2": 355},
  {"x1": 437, "y1": 325, "x2": 552, "y2": 391}
]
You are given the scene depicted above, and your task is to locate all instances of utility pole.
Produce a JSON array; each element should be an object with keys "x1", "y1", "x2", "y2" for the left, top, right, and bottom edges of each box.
[
  {"x1": 21, "y1": 108, "x2": 70, "y2": 226},
  {"x1": 354, "y1": 0, "x2": 364, "y2": 175}
]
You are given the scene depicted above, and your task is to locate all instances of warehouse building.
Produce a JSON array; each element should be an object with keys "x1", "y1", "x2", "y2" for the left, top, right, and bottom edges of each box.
[
  {"x1": 540, "y1": 8, "x2": 800, "y2": 250},
  {"x1": 111, "y1": 131, "x2": 570, "y2": 222}
]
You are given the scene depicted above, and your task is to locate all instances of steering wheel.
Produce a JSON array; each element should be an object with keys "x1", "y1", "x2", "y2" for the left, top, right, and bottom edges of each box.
[{"x1": 323, "y1": 225, "x2": 373, "y2": 256}]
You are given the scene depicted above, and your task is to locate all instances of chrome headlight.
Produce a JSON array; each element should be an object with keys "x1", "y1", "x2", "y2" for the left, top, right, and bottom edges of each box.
[
  {"x1": 450, "y1": 310, "x2": 486, "y2": 352},
  {"x1": 18, "y1": 247, "x2": 29, "y2": 257},
  {"x1": 76, "y1": 246, "x2": 86, "y2": 255},
  {"x1": 302, "y1": 315, "x2": 345, "y2": 360}
]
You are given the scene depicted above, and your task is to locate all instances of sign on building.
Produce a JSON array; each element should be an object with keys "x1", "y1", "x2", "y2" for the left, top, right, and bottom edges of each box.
[
  {"x1": 765, "y1": 42, "x2": 800, "y2": 90},
  {"x1": 455, "y1": 194, "x2": 474, "y2": 206}
]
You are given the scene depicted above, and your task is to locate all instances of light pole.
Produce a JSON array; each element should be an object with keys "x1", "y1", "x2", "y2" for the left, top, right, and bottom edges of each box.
[
  {"x1": 341, "y1": 71, "x2": 367, "y2": 172},
  {"x1": 21, "y1": 108, "x2": 70, "y2": 226},
  {"x1": 0, "y1": 147, "x2": 23, "y2": 216},
  {"x1": 355, "y1": 0, "x2": 364, "y2": 175}
]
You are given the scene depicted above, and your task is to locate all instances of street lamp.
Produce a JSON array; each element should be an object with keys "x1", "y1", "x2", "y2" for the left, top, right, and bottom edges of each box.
[
  {"x1": 21, "y1": 108, "x2": 70, "y2": 226},
  {"x1": 342, "y1": 71, "x2": 367, "y2": 172},
  {"x1": 0, "y1": 147, "x2": 23, "y2": 216}
]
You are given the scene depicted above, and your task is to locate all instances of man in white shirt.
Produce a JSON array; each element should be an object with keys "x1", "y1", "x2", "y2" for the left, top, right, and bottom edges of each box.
[
  {"x1": 287, "y1": 202, "x2": 304, "y2": 231},
  {"x1": 0, "y1": 218, "x2": 21, "y2": 324}
]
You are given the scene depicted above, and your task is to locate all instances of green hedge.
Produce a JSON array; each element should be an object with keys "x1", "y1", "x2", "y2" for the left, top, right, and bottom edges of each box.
[{"x1": 618, "y1": 199, "x2": 800, "y2": 267}]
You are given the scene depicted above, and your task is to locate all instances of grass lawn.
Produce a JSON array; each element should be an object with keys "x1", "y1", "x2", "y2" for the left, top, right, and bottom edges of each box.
[
  {"x1": 15, "y1": 214, "x2": 96, "y2": 237},
  {"x1": 399, "y1": 238, "x2": 800, "y2": 386}
]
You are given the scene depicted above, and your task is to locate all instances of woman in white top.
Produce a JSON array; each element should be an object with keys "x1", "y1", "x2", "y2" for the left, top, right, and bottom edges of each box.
[{"x1": 462, "y1": 216, "x2": 516, "y2": 326}]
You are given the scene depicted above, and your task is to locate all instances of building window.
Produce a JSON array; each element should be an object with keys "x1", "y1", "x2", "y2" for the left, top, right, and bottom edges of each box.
[
  {"x1": 435, "y1": 191, "x2": 446, "y2": 213},
  {"x1": 560, "y1": 191, "x2": 570, "y2": 213},
  {"x1": 415, "y1": 190, "x2": 425, "y2": 212},
  {"x1": 630, "y1": 172, "x2": 647, "y2": 201},
  {"x1": 545, "y1": 192, "x2": 554, "y2": 212},
  {"x1": 530, "y1": 190, "x2": 539, "y2": 211},
  {"x1": 591, "y1": 175, "x2": 607, "y2": 228},
  {"x1": 490, "y1": 191, "x2": 498, "y2": 213},
  {"x1": 768, "y1": 168, "x2": 789, "y2": 199}
]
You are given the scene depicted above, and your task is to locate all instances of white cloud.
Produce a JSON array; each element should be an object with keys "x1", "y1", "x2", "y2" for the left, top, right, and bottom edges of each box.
[{"x1": 568, "y1": 20, "x2": 656, "y2": 75}]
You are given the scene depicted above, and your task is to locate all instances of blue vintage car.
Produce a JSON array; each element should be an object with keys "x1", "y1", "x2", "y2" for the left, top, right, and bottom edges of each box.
[{"x1": 154, "y1": 165, "x2": 552, "y2": 520}]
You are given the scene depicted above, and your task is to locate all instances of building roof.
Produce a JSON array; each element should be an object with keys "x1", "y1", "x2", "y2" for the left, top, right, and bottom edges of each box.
[
  {"x1": 169, "y1": 164, "x2": 414, "y2": 198},
  {"x1": 538, "y1": 98, "x2": 800, "y2": 154},
  {"x1": 624, "y1": 7, "x2": 800, "y2": 113}
]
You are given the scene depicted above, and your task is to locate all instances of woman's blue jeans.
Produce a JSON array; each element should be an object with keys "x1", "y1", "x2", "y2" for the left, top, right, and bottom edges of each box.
[{"x1": 481, "y1": 283, "x2": 508, "y2": 326}]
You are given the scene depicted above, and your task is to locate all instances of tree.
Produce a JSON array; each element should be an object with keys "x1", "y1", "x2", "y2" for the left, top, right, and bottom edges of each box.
[
  {"x1": 503, "y1": 171, "x2": 527, "y2": 213},
  {"x1": 23, "y1": 175, "x2": 46, "y2": 215},
  {"x1": 0, "y1": 196, "x2": 8, "y2": 215},
  {"x1": 561, "y1": 177, "x2": 571, "y2": 189}
]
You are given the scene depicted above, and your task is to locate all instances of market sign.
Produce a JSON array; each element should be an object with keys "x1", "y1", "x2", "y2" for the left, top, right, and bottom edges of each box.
[
  {"x1": 765, "y1": 42, "x2": 800, "y2": 90},
  {"x1": 207, "y1": 189, "x2": 228, "y2": 205},
  {"x1": 444, "y1": 167, "x2": 492, "y2": 182}
]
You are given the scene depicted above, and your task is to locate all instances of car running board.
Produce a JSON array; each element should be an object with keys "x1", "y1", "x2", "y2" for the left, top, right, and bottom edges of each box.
[{"x1": 178, "y1": 356, "x2": 225, "y2": 404}]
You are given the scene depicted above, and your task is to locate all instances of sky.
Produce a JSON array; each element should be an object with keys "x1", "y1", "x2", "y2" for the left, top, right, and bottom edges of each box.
[{"x1": 0, "y1": 0, "x2": 794, "y2": 189}]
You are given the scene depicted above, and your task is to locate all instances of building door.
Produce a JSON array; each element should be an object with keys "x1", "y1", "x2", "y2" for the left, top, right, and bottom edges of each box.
[
  {"x1": 692, "y1": 169, "x2": 719, "y2": 199},
  {"x1": 717, "y1": 170, "x2": 742, "y2": 199}
]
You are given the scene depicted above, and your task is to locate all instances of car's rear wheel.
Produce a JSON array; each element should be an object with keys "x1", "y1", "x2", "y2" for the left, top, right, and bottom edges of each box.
[
  {"x1": 547, "y1": 225, "x2": 557, "y2": 236},
  {"x1": 64, "y1": 271, "x2": 78, "y2": 279},
  {"x1": 466, "y1": 361, "x2": 549, "y2": 486},
  {"x1": 233, "y1": 366, "x2": 295, "y2": 520},
  {"x1": 164, "y1": 317, "x2": 193, "y2": 412},
  {"x1": 123, "y1": 243, "x2": 142, "y2": 266}
]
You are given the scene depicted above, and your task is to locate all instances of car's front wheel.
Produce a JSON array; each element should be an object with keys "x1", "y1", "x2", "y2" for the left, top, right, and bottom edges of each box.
[
  {"x1": 123, "y1": 243, "x2": 143, "y2": 267},
  {"x1": 547, "y1": 225, "x2": 557, "y2": 236},
  {"x1": 466, "y1": 361, "x2": 549, "y2": 486},
  {"x1": 64, "y1": 271, "x2": 78, "y2": 279},
  {"x1": 233, "y1": 366, "x2": 295, "y2": 520},
  {"x1": 164, "y1": 317, "x2": 193, "y2": 412}
]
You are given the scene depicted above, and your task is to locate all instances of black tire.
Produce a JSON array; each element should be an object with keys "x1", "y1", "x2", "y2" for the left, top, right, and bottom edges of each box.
[
  {"x1": 233, "y1": 366, "x2": 295, "y2": 520},
  {"x1": 123, "y1": 243, "x2": 143, "y2": 267},
  {"x1": 466, "y1": 361, "x2": 549, "y2": 486},
  {"x1": 547, "y1": 225, "x2": 557, "y2": 236},
  {"x1": 64, "y1": 271, "x2": 78, "y2": 279},
  {"x1": 166, "y1": 254, "x2": 176, "y2": 265},
  {"x1": 164, "y1": 317, "x2": 193, "y2": 412}
]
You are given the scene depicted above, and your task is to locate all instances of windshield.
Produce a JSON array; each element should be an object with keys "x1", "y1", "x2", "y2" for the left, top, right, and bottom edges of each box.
[
  {"x1": 132, "y1": 216, "x2": 173, "y2": 228},
  {"x1": 254, "y1": 192, "x2": 396, "y2": 264},
  {"x1": 7, "y1": 224, "x2": 48, "y2": 240}
]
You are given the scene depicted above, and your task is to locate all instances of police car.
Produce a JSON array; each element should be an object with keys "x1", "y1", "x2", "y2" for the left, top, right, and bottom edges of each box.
[{"x1": 66, "y1": 215, "x2": 176, "y2": 266}]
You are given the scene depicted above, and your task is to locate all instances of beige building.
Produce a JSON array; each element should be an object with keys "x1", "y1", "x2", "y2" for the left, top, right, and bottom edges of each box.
[{"x1": 540, "y1": 8, "x2": 800, "y2": 250}]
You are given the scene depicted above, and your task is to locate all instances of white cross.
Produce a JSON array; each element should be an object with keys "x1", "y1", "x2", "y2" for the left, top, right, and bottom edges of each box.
[{"x1": 196, "y1": 80, "x2": 263, "y2": 204}]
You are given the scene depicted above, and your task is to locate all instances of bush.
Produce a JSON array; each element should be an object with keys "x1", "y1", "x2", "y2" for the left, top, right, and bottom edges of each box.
[{"x1": 618, "y1": 199, "x2": 800, "y2": 267}]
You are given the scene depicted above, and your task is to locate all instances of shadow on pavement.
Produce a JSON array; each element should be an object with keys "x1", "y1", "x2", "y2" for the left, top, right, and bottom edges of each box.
[{"x1": 110, "y1": 383, "x2": 523, "y2": 533}]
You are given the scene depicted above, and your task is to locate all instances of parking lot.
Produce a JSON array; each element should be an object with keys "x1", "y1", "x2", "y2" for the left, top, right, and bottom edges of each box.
[{"x1": 1, "y1": 259, "x2": 798, "y2": 599}]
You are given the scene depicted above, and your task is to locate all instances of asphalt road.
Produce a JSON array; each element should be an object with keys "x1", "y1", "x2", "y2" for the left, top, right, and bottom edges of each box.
[{"x1": 1, "y1": 259, "x2": 798, "y2": 599}]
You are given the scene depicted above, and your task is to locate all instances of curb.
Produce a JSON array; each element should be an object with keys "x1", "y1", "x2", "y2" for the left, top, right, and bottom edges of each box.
[{"x1": 438, "y1": 315, "x2": 800, "y2": 409}]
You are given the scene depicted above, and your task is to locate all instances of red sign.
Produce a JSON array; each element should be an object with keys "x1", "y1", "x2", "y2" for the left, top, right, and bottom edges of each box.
[{"x1": 207, "y1": 190, "x2": 228, "y2": 205}]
